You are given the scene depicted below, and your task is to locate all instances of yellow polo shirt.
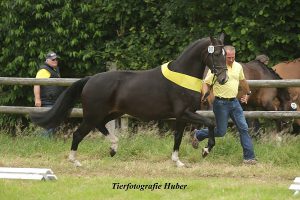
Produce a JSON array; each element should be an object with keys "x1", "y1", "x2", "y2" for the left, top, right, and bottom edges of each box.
[
  {"x1": 205, "y1": 61, "x2": 245, "y2": 98},
  {"x1": 36, "y1": 69, "x2": 51, "y2": 78}
]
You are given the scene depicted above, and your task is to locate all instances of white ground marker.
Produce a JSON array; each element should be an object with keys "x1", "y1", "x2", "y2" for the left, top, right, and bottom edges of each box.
[
  {"x1": 0, "y1": 167, "x2": 57, "y2": 181},
  {"x1": 289, "y1": 177, "x2": 300, "y2": 195}
]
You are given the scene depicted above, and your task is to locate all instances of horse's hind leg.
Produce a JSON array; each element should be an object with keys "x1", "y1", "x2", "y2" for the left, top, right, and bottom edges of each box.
[
  {"x1": 69, "y1": 121, "x2": 93, "y2": 167},
  {"x1": 95, "y1": 113, "x2": 123, "y2": 157},
  {"x1": 96, "y1": 125, "x2": 118, "y2": 157}
]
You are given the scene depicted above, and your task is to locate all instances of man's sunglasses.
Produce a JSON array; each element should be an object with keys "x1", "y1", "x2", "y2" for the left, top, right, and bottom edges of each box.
[{"x1": 51, "y1": 58, "x2": 58, "y2": 61}]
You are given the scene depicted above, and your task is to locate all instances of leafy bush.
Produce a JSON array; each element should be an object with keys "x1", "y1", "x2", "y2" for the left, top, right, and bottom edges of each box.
[{"x1": 1, "y1": 0, "x2": 299, "y2": 130}]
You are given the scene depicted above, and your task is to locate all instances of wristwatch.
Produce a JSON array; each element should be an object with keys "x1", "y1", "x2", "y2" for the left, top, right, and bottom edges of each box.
[{"x1": 246, "y1": 91, "x2": 252, "y2": 96}]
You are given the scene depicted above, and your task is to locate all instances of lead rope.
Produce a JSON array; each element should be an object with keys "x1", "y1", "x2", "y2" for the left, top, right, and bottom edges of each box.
[{"x1": 202, "y1": 75, "x2": 217, "y2": 102}]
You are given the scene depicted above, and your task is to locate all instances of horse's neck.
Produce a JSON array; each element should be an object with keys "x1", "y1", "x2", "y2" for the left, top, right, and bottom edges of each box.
[
  {"x1": 248, "y1": 61, "x2": 280, "y2": 80},
  {"x1": 171, "y1": 46, "x2": 206, "y2": 78},
  {"x1": 169, "y1": 39, "x2": 208, "y2": 78},
  {"x1": 170, "y1": 59, "x2": 206, "y2": 79}
]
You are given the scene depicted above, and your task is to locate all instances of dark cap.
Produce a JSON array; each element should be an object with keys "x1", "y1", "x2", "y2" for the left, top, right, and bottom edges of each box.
[{"x1": 46, "y1": 51, "x2": 59, "y2": 60}]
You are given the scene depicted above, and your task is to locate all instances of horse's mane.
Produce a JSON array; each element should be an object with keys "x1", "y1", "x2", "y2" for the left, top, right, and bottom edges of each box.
[
  {"x1": 264, "y1": 63, "x2": 282, "y2": 80},
  {"x1": 177, "y1": 37, "x2": 209, "y2": 59}
]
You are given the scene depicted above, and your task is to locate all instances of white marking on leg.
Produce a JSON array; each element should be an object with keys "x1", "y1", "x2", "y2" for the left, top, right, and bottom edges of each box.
[
  {"x1": 203, "y1": 147, "x2": 209, "y2": 154},
  {"x1": 202, "y1": 147, "x2": 210, "y2": 158},
  {"x1": 106, "y1": 133, "x2": 119, "y2": 152},
  {"x1": 68, "y1": 150, "x2": 82, "y2": 167},
  {"x1": 171, "y1": 151, "x2": 185, "y2": 167}
]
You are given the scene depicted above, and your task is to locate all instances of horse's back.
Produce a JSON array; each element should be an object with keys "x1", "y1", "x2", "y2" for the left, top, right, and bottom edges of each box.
[
  {"x1": 273, "y1": 58, "x2": 300, "y2": 79},
  {"x1": 273, "y1": 59, "x2": 300, "y2": 125},
  {"x1": 240, "y1": 62, "x2": 261, "y2": 80},
  {"x1": 81, "y1": 67, "x2": 176, "y2": 120},
  {"x1": 84, "y1": 68, "x2": 165, "y2": 94},
  {"x1": 272, "y1": 59, "x2": 300, "y2": 100}
]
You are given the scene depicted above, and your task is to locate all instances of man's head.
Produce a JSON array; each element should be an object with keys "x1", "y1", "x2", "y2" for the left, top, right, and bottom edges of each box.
[
  {"x1": 45, "y1": 51, "x2": 59, "y2": 68},
  {"x1": 224, "y1": 45, "x2": 236, "y2": 67}
]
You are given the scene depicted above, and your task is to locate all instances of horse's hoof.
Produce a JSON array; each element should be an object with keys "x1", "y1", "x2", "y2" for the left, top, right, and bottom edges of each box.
[
  {"x1": 74, "y1": 160, "x2": 82, "y2": 167},
  {"x1": 69, "y1": 159, "x2": 82, "y2": 167},
  {"x1": 176, "y1": 160, "x2": 185, "y2": 168},
  {"x1": 202, "y1": 147, "x2": 209, "y2": 158},
  {"x1": 110, "y1": 148, "x2": 116, "y2": 157}
]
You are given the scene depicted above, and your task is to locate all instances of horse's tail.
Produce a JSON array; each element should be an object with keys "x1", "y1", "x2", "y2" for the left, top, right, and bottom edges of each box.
[{"x1": 30, "y1": 76, "x2": 90, "y2": 129}]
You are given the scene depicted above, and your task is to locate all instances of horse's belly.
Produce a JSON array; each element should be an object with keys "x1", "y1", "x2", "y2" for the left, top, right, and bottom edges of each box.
[{"x1": 120, "y1": 96, "x2": 174, "y2": 120}]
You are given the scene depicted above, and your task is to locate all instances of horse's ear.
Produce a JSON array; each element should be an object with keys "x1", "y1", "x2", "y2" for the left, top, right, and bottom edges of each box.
[
  {"x1": 209, "y1": 36, "x2": 216, "y2": 45},
  {"x1": 219, "y1": 33, "x2": 225, "y2": 43}
]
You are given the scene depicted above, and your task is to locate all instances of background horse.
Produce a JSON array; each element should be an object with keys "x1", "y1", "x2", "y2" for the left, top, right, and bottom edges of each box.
[
  {"x1": 273, "y1": 58, "x2": 300, "y2": 133},
  {"x1": 239, "y1": 58, "x2": 293, "y2": 133},
  {"x1": 30, "y1": 34, "x2": 228, "y2": 167}
]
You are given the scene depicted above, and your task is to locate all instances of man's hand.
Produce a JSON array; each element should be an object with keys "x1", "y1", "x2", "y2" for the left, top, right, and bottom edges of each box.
[
  {"x1": 201, "y1": 91, "x2": 210, "y2": 102},
  {"x1": 35, "y1": 99, "x2": 41, "y2": 107},
  {"x1": 240, "y1": 94, "x2": 250, "y2": 104}
]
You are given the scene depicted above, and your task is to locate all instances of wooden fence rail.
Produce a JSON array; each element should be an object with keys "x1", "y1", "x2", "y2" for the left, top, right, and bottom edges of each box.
[
  {"x1": 0, "y1": 77, "x2": 79, "y2": 86},
  {"x1": 2, "y1": 77, "x2": 300, "y2": 87},
  {"x1": 1, "y1": 106, "x2": 300, "y2": 119},
  {"x1": 1, "y1": 77, "x2": 300, "y2": 119}
]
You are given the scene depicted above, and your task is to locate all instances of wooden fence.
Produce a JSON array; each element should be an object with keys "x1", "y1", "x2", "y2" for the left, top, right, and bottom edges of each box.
[
  {"x1": 2, "y1": 77, "x2": 300, "y2": 87},
  {"x1": 1, "y1": 77, "x2": 300, "y2": 119}
]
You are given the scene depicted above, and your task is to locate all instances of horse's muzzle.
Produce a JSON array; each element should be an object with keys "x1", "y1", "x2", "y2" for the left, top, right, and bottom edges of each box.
[{"x1": 218, "y1": 75, "x2": 228, "y2": 85}]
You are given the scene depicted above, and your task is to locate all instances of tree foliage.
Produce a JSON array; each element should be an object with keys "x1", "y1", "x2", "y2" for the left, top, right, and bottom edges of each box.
[{"x1": 0, "y1": 0, "x2": 299, "y2": 129}]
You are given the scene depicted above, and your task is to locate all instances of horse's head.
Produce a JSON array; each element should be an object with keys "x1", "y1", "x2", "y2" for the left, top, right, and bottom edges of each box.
[
  {"x1": 205, "y1": 34, "x2": 228, "y2": 85},
  {"x1": 274, "y1": 91, "x2": 299, "y2": 130},
  {"x1": 171, "y1": 34, "x2": 228, "y2": 85},
  {"x1": 278, "y1": 88, "x2": 298, "y2": 112}
]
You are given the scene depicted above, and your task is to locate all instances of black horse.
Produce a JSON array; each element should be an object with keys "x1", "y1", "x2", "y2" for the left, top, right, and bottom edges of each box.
[{"x1": 30, "y1": 34, "x2": 228, "y2": 167}]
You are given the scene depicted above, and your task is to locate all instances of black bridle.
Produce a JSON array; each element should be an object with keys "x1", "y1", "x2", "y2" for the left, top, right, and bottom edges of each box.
[
  {"x1": 206, "y1": 44, "x2": 227, "y2": 76},
  {"x1": 202, "y1": 44, "x2": 227, "y2": 101}
]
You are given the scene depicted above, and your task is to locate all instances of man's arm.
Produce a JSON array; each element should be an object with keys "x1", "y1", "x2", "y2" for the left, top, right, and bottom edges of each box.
[
  {"x1": 34, "y1": 85, "x2": 41, "y2": 107},
  {"x1": 34, "y1": 69, "x2": 51, "y2": 107},
  {"x1": 201, "y1": 69, "x2": 214, "y2": 102},
  {"x1": 201, "y1": 82, "x2": 211, "y2": 102},
  {"x1": 239, "y1": 79, "x2": 251, "y2": 104}
]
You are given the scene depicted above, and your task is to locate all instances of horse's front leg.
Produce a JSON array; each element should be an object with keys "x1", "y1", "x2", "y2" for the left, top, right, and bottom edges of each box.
[
  {"x1": 180, "y1": 110, "x2": 215, "y2": 158},
  {"x1": 171, "y1": 121, "x2": 186, "y2": 167},
  {"x1": 202, "y1": 126, "x2": 215, "y2": 158}
]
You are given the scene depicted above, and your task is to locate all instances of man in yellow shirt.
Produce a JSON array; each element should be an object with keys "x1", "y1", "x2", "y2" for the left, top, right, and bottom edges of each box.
[
  {"x1": 192, "y1": 45, "x2": 256, "y2": 165},
  {"x1": 34, "y1": 51, "x2": 64, "y2": 137}
]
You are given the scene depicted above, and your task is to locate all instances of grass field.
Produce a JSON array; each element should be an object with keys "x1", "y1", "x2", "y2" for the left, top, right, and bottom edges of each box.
[{"x1": 0, "y1": 128, "x2": 299, "y2": 200}]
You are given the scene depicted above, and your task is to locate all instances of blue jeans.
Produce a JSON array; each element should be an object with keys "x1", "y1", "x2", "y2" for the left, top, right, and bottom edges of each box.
[{"x1": 195, "y1": 98, "x2": 255, "y2": 160}]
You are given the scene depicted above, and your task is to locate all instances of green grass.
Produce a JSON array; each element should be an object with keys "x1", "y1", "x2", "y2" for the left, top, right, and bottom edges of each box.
[
  {"x1": 0, "y1": 176, "x2": 297, "y2": 200},
  {"x1": 0, "y1": 129, "x2": 299, "y2": 200}
]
